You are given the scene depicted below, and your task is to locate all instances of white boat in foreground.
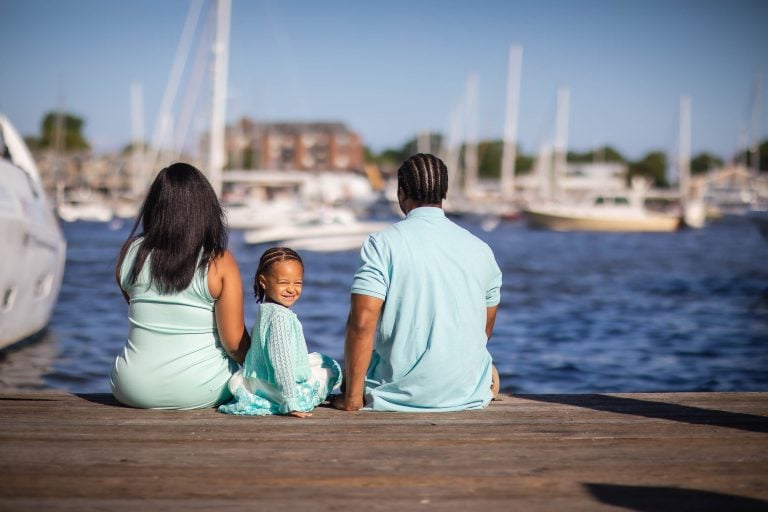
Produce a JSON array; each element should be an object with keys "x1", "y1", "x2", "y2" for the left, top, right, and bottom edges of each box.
[
  {"x1": 523, "y1": 192, "x2": 681, "y2": 232},
  {"x1": 243, "y1": 208, "x2": 390, "y2": 252},
  {"x1": 0, "y1": 114, "x2": 67, "y2": 350}
]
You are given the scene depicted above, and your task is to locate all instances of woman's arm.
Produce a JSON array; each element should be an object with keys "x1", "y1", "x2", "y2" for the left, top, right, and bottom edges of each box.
[
  {"x1": 208, "y1": 250, "x2": 250, "y2": 364},
  {"x1": 115, "y1": 239, "x2": 133, "y2": 304}
]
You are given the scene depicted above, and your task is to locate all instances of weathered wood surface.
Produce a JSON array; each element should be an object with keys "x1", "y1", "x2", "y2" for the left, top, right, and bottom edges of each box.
[{"x1": 0, "y1": 391, "x2": 766, "y2": 511}]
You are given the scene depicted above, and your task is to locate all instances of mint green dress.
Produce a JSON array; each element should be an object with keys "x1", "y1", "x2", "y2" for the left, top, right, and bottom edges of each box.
[
  {"x1": 218, "y1": 302, "x2": 341, "y2": 416},
  {"x1": 110, "y1": 239, "x2": 236, "y2": 409}
]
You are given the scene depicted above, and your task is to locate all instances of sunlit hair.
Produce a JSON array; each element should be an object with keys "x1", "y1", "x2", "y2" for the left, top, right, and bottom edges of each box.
[
  {"x1": 254, "y1": 247, "x2": 304, "y2": 303},
  {"x1": 118, "y1": 162, "x2": 227, "y2": 294},
  {"x1": 397, "y1": 153, "x2": 448, "y2": 205}
]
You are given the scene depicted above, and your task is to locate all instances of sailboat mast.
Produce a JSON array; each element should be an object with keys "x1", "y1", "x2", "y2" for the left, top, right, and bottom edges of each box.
[
  {"x1": 677, "y1": 95, "x2": 691, "y2": 205},
  {"x1": 416, "y1": 130, "x2": 431, "y2": 154},
  {"x1": 464, "y1": 72, "x2": 479, "y2": 198},
  {"x1": 500, "y1": 45, "x2": 522, "y2": 201},
  {"x1": 53, "y1": 79, "x2": 66, "y2": 205},
  {"x1": 130, "y1": 82, "x2": 145, "y2": 198},
  {"x1": 553, "y1": 87, "x2": 570, "y2": 201},
  {"x1": 750, "y1": 72, "x2": 763, "y2": 174},
  {"x1": 208, "y1": 0, "x2": 231, "y2": 198},
  {"x1": 445, "y1": 101, "x2": 464, "y2": 200},
  {"x1": 146, "y1": 0, "x2": 204, "y2": 186}
]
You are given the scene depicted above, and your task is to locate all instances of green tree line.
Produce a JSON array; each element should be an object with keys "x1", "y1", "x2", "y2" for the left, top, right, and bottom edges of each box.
[
  {"x1": 24, "y1": 112, "x2": 90, "y2": 151},
  {"x1": 20, "y1": 111, "x2": 768, "y2": 184},
  {"x1": 366, "y1": 135, "x2": 768, "y2": 188}
]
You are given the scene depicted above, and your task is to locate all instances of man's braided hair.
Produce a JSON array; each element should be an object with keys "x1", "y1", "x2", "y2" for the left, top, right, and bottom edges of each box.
[{"x1": 397, "y1": 153, "x2": 448, "y2": 205}]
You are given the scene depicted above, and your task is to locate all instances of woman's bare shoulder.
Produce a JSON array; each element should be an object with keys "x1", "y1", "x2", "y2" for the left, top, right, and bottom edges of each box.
[
  {"x1": 209, "y1": 249, "x2": 238, "y2": 270},
  {"x1": 208, "y1": 249, "x2": 244, "y2": 288}
]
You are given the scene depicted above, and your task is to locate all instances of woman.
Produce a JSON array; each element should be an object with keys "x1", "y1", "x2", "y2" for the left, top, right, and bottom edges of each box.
[{"x1": 110, "y1": 162, "x2": 249, "y2": 409}]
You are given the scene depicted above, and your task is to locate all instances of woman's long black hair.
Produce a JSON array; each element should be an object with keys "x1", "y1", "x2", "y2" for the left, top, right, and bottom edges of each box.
[{"x1": 118, "y1": 162, "x2": 228, "y2": 294}]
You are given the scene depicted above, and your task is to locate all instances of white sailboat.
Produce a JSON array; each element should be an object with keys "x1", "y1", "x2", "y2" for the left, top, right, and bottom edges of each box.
[
  {"x1": 524, "y1": 179, "x2": 682, "y2": 232},
  {"x1": 242, "y1": 207, "x2": 390, "y2": 252},
  {"x1": 56, "y1": 189, "x2": 114, "y2": 223},
  {"x1": 522, "y1": 89, "x2": 680, "y2": 232},
  {"x1": 222, "y1": 169, "x2": 380, "y2": 229},
  {"x1": 500, "y1": 44, "x2": 523, "y2": 204},
  {"x1": 677, "y1": 96, "x2": 706, "y2": 229},
  {"x1": 442, "y1": 51, "x2": 522, "y2": 223},
  {"x1": 739, "y1": 72, "x2": 767, "y2": 239},
  {"x1": 0, "y1": 114, "x2": 67, "y2": 349}
]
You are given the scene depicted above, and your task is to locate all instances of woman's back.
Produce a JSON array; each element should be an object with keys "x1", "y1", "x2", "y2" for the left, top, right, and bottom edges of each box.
[{"x1": 110, "y1": 239, "x2": 234, "y2": 409}]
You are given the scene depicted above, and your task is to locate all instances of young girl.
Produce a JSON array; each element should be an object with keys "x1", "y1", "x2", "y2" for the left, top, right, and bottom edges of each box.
[{"x1": 219, "y1": 247, "x2": 341, "y2": 417}]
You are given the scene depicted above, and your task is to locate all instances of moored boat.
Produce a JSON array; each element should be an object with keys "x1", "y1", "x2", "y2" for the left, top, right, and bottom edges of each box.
[
  {"x1": 523, "y1": 193, "x2": 681, "y2": 232},
  {"x1": 243, "y1": 207, "x2": 390, "y2": 251},
  {"x1": 0, "y1": 114, "x2": 67, "y2": 349},
  {"x1": 56, "y1": 190, "x2": 113, "y2": 223}
]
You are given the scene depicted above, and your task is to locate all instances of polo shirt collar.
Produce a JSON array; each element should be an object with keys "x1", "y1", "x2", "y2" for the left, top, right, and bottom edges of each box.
[{"x1": 406, "y1": 206, "x2": 446, "y2": 219}]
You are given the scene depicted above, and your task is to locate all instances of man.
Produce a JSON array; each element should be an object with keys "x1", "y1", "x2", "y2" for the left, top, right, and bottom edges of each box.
[{"x1": 333, "y1": 153, "x2": 502, "y2": 412}]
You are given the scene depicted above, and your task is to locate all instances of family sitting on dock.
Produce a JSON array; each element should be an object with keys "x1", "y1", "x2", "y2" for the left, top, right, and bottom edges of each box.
[{"x1": 110, "y1": 154, "x2": 502, "y2": 415}]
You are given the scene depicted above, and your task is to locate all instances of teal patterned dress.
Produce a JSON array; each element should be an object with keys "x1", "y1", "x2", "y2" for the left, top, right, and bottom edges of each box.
[{"x1": 219, "y1": 302, "x2": 341, "y2": 416}]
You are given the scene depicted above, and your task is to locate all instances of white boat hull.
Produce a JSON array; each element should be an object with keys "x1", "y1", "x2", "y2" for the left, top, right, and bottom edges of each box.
[
  {"x1": 224, "y1": 200, "x2": 299, "y2": 230},
  {"x1": 683, "y1": 200, "x2": 707, "y2": 229},
  {"x1": 524, "y1": 208, "x2": 681, "y2": 232},
  {"x1": 0, "y1": 210, "x2": 66, "y2": 348},
  {"x1": 273, "y1": 234, "x2": 381, "y2": 252},
  {"x1": 243, "y1": 209, "x2": 390, "y2": 252},
  {"x1": 57, "y1": 201, "x2": 113, "y2": 223},
  {"x1": 0, "y1": 115, "x2": 66, "y2": 349}
]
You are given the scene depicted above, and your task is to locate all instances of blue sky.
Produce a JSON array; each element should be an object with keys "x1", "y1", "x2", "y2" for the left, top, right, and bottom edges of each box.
[{"x1": 1, "y1": 0, "x2": 766, "y2": 162}]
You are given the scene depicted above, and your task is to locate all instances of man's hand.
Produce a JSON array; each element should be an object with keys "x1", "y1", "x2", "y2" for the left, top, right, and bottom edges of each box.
[{"x1": 331, "y1": 394, "x2": 364, "y2": 411}]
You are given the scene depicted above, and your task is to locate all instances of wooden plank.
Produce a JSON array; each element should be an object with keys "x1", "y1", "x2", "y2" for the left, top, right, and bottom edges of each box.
[{"x1": 0, "y1": 392, "x2": 766, "y2": 511}]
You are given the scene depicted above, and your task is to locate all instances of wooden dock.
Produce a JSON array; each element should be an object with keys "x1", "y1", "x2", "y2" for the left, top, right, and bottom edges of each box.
[{"x1": 1, "y1": 391, "x2": 766, "y2": 511}]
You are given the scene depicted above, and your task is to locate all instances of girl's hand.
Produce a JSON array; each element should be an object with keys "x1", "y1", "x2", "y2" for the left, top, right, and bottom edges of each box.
[{"x1": 289, "y1": 411, "x2": 312, "y2": 418}]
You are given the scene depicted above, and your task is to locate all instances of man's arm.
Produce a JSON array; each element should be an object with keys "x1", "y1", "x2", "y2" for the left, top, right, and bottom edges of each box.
[
  {"x1": 486, "y1": 305, "x2": 498, "y2": 341},
  {"x1": 333, "y1": 293, "x2": 383, "y2": 411}
]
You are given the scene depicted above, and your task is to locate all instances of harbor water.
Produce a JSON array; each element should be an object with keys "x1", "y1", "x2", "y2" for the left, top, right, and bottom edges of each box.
[{"x1": 1, "y1": 216, "x2": 767, "y2": 394}]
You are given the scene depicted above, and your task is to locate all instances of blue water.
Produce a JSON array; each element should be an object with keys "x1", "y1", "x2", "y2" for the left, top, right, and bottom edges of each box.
[{"x1": 1, "y1": 216, "x2": 767, "y2": 394}]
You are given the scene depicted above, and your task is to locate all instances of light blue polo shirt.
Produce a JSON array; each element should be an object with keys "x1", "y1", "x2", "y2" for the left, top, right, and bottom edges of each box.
[{"x1": 351, "y1": 207, "x2": 502, "y2": 412}]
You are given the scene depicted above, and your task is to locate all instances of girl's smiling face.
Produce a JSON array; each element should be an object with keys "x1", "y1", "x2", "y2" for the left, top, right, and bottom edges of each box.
[{"x1": 258, "y1": 259, "x2": 303, "y2": 308}]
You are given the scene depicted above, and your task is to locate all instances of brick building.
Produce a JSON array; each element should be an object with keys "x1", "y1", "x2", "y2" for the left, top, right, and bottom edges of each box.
[{"x1": 224, "y1": 119, "x2": 364, "y2": 172}]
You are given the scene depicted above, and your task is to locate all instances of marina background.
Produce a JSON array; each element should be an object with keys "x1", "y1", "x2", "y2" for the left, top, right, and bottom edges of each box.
[
  {"x1": 2, "y1": 0, "x2": 768, "y2": 396},
  {"x1": 2, "y1": 4, "x2": 768, "y2": 509},
  {"x1": 2, "y1": 0, "x2": 767, "y2": 159},
  {"x1": 1, "y1": 215, "x2": 766, "y2": 395}
]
